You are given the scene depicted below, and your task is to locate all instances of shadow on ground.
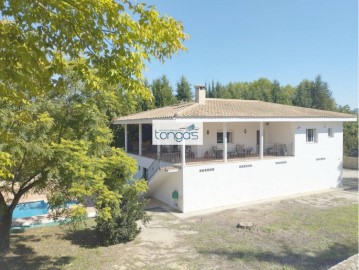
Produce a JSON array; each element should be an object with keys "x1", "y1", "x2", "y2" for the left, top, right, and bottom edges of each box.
[
  {"x1": 62, "y1": 227, "x2": 100, "y2": 249},
  {"x1": 341, "y1": 176, "x2": 358, "y2": 192},
  {"x1": 199, "y1": 242, "x2": 357, "y2": 270},
  {"x1": 145, "y1": 206, "x2": 168, "y2": 213},
  {"x1": 1, "y1": 234, "x2": 73, "y2": 270}
]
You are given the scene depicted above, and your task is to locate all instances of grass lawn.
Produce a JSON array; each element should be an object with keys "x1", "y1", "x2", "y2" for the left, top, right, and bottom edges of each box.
[
  {"x1": 184, "y1": 201, "x2": 358, "y2": 270},
  {"x1": 1, "y1": 189, "x2": 358, "y2": 270}
]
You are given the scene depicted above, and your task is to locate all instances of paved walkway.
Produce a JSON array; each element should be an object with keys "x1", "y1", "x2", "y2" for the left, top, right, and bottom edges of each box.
[{"x1": 328, "y1": 254, "x2": 358, "y2": 270}]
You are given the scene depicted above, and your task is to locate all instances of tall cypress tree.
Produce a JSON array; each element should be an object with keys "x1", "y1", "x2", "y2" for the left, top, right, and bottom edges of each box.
[
  {"x1": 211, "y1": 80, "x2": 216, "y2": 98},
  {"x1": 176, "y1": 75, "x2": 193, "y2": 102},
  {"x1": 151, "y1": 75, "x2": 176, "y2": 108},
  {"x1": 311, "y1": 75, "x2": 336, "y2": 110}
]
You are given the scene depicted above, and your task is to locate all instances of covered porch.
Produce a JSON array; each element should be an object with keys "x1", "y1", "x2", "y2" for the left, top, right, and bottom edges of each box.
[{"x1": 123, "y1": 121, "x2": 295, "y2": 166}]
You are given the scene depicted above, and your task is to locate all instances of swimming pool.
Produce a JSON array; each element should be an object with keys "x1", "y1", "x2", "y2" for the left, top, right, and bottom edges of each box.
[
  {"x1": 13, "y1": 200, "x2": 49, "y2": 219},
  {"x1": 12, "y1": 200, "x2": 77, "y2": 219}
]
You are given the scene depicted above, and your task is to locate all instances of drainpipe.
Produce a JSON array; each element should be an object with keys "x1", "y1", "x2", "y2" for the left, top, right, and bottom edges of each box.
[
  {"x1": 139, "y1": 124, "x2": 142, "y2": 156},
  {"x1": 124, "y1": 124, "x2": 128, "y2": 153},
  {"x1": 223, "y1": 123, "x2": 228, "y2": 162},
  {"x1": 260, "y1": 122, "x2": 264, "y2": 159}
]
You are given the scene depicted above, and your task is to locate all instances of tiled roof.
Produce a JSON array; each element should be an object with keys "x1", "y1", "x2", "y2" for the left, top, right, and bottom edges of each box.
[{"x1": 113, "y1": 98, "x2": 356, "y2": 123}]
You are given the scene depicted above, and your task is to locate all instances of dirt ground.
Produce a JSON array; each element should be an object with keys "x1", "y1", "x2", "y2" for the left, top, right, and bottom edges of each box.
[{"x1": 2, "y1": 169, "x2": 358, "y2": 270}]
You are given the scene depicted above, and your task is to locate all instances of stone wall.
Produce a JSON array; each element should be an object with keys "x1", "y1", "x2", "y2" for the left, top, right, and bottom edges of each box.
[{"x1": 343, "y1": 156, "x2": 358, "y2": 170}]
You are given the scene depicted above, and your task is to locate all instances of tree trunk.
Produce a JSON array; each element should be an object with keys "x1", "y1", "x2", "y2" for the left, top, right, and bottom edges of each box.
[{"x1": 0, "y1": 210, "x2": 12, "y2": 253}]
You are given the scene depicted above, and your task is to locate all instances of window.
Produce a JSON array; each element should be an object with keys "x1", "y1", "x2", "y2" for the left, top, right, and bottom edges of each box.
[
  {"x1": 328, "y1": 128, "x2": 334, "y2": 138},
  {"x1": 306, "y1": 129, "x2": 317, "y2": 143},
  {"x1": 217, "y1": 132, "x2": 233, "y2": 143}
]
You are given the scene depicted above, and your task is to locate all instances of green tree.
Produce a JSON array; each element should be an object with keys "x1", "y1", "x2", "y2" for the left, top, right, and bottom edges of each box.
[
  {"x1": 280, "y1": 85, "x2": 296, "y2": 105},
  {"x1": 211, "y1": 80, "x2": 216, "y2": 98},
  {"x1": 250, "y1": 78, "x2": 273, "y2": 102},
  {"x1": 216, "y1": 81, "x2": 231, "y2": 99},
  {"x1": 151, "y1": 75, "x2": 176, "y2": 107},
  {"x1": 293, "y1": 79, "x2": 313, "y2": 108},
  {"x1": 311, "y1": 75, "x2": 336, "y2": 110},
  {"x1": 293, "y1": 76, "x2": 336, "y2": 110},
  {"x1": 176, "y1": 75, "x2": 193, "y2": 102},
  {"x1": 0, "y1": 0, "x2": 187, "y2": 253},
  {"x1": 135, "y1": 79, "x2": 155, "y2": 112},
  {"x1": 337, "y1": 105, "x2": 358, "y2": 157},
  {"x1": 271, "y1": 80, "x2": 294, "y2": 105}
]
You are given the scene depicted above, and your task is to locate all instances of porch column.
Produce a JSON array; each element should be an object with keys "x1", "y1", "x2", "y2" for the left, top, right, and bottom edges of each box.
[
  {"x1": 259, "y1": 122, "x2": 264, "y2": 159},
  {"x1": 223, "y1": 123, "x2": 228, "y2": 162},
  {"x1": 157, "y1": 145, "x2": 160, "y2": 160},
  {"x1": 139, "y1": 124, "x2": 142, "y2": 156},
  {"x1": 124, "y1": 124, "x2": 128, "y2": 153},
  {"x1": 181, "y1": 141, "x2": 186, "y2": 166}
]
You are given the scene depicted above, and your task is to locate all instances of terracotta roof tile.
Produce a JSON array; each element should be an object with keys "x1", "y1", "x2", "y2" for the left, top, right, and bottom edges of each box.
[{"x1": 113, "y1": 98, "x2": 355, "y2": 123}]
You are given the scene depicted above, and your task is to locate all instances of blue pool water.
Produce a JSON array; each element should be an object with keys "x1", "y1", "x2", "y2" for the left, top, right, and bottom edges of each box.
[
  {"x1": 13, "y1": 200, "x2": 49, "y2": 219},
  {"x1": 12, "y1": 200, "x2": 77, "y2": 219}
]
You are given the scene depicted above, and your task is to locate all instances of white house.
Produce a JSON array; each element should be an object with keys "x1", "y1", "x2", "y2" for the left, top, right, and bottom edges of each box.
[{"x1": 113, "y1": 86, "x2": 356, "y2": 213}]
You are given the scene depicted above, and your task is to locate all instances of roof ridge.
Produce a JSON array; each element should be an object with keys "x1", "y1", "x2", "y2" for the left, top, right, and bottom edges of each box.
[
  {"x1": 207, "y1": 98, "x2": 355, "y2": 116},
  {"x1": 206, "y1": 98, "x2": 260, "y2": 102}
]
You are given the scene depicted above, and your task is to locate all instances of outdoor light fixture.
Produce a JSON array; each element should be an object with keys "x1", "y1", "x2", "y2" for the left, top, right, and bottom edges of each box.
[
  {"x1": 244, "y1": 129, "x2": 247, "y2": 134},
  {"x1": 207, "y1": 130, "x2": 209, "y2": 135}
]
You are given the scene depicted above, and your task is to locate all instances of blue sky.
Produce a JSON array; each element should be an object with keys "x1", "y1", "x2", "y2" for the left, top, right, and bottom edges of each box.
[{"x1": 144, "y1": 0, "x2": 358, "y2": 108}]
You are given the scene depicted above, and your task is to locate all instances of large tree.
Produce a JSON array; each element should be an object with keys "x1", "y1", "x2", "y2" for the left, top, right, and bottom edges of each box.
[
  {"x1": 176, "y1": 75, "x2": 193, "y2": 102},
  {"x1": 151, "y1": 75, "x2": 176, "y2": 107},
  {"x1": 311, "y1": 75, "x2": 336, "y2": 111},
  {"x1": 0, "y1": 0, "x2": 187, "y2": 253},
  {"x1": 337, "y1": 105, "x2": 358, "y2": 157},
  {"x1": 293, "y1": 75, "x2": 336, "y2": 110}
]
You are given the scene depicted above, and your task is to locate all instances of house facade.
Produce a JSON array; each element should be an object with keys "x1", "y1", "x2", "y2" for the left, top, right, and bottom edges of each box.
[{"x1": 113, "y1": 86, "x2": 356, "y2": 213}]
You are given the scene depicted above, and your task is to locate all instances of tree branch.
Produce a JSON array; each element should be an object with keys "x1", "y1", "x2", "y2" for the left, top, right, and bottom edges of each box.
[
  {"x1": 61, "y1": 0, "x2": 88, "y2": 14},
  {"x1": 12, "y1": 149, "x2": 27, "y2": 193},
  {"x1": 17, "y1": 163, "x2": 49, "y2": 193},
  {"x1": 9, "y1": 179, "x2": 43, "y2": 212}
]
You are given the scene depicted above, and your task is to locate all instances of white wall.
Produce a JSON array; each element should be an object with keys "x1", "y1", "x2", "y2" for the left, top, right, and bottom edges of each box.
[
  {"x1": 148, "y1": 169, "x2": 183, "y2": 211},
  {"x1": 294, "y1": 122, "x2": 343, "y2": 160},
  {"x1": 195, "y1": 122, "x2": 271, "y2": 155},
  {"x1": 267, "y1": 122, "x2": 295, "y2": 148},
  {"x1": 131, "y1": 121, "x2": 344, "y2": 213},
  {"x1": 178, "y1": 121, "x2": 343, "y2": 213},
  {"x1": 128, "y1": 154, "x2": 155, "y2": 179},
  {"x1": 181, "y1": 154, "x2": 341, "y2": 212}
]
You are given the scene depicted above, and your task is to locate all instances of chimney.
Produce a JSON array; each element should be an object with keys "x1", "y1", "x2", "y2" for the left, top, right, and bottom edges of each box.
[{"x1": 194, "y1": 85, "x2": 206, "y2": 104}]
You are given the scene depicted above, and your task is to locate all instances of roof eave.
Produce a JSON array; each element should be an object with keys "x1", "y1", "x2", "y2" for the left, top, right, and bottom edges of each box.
[{"x1": 112, "y1": 116, "x2": 357, "y2": 124}]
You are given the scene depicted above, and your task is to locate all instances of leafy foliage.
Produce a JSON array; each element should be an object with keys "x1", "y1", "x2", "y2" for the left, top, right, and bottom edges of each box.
[
  {"x1": 337, "y1": 106, "x2": 358, "y2": 157},
  {"x1": 206, "y1": 78, "x2": 295, "y2": 103},
  {"x1": 0, "y1": 0, "x2": 187, "y2": 252},
  {"x1": 293, "y1": 75, "x2": 336, "y2": 110},
  {"x1": 96, "y1": 180, "x2": 150, "y2": 245}
]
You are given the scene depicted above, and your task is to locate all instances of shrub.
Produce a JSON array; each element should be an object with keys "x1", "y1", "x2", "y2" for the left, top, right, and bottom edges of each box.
[{"x1": 96, "y1": 181, "x2": 150, "y2": 245}]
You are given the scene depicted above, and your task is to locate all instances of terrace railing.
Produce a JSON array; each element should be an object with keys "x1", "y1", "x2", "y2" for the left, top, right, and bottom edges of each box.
[
  {"x1": 141, "y1": 143, "x2": 294, "y2": 175},
  {"x1": 146, "y1": 159, "x2": 161, "y2": 181},
  {"x1": 264, "y1": 143, "x2": 294, "y2": 157}
]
